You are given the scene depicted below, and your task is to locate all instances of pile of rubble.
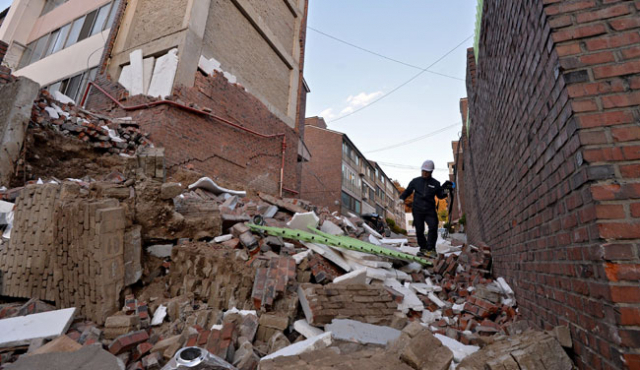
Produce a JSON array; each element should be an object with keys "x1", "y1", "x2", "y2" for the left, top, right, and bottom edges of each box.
[
  {"x1": 31, "y1": 90, "x2": 153, "y2": 155},
  {"x1": 0, "y1": 169, "x2": 576, "y2": 370}
]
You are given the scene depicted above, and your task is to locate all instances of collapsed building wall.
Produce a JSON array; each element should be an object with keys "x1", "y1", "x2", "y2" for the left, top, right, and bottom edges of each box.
[
  {"x1": 463, "y1": 1, "x2": 640, "y2": 369},
  {"x1": 88, "y1": 0, "x2": 310, "y2": 196}
]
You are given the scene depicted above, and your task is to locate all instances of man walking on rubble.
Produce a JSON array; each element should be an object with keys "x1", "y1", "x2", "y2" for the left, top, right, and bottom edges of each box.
[{"x1": 398, "y1": 160, "x2": 453, "y2": 258}]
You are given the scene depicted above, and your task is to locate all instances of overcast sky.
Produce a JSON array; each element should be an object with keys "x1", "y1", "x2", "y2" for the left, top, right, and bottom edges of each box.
[
  {"x1": 304, "y1": 1, "x2": 477, "y2": 187},
  {"x1": 0, "y1": 0, "x2": 9, "y2": 12}
]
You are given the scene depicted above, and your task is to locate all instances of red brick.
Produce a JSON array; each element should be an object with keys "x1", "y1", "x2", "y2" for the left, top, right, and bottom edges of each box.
[
  {"x1": 108, "y1": 330, "x2": 150, "y2": 355},
  {"x1": 621, "y1": 164, "x2": 640, "y2": 178},
  {"x1": 609, "y1": 16, "x2": 640, "y2": 31},
  {"x1": 549, "y1": 15, "x2": 573, "y2": 28},
  {"x1": 598, "y1": 222, "x2": 640, "y2": 239},
  {"x1": 603, "y1": 243, "x2": 637, "y2": 260},
  {"x1": 593, "y1": 60, "x2": 640, "y2": 79},
  {"x1": 619, "y1": 329, "x2": 640, "y2": 347},
  {"x1": 582, "y1": 146, "x2": 624, "y2": 162},
  {"x1": 606, "y1": 263, "x2": 640, "y2": 281},
  {"x1": 612, "y1": 126, "x2": 640, "y2": 142},
  {"x1": 576, "y1": 4, "x2": 631, "y2": 23},
  {"x1": 579, "y1": 51, "x2": 616, "y2": 66},
  {"x1": 585, "y1": 31, "x2": 640, "y2": 51},
  {"x1": 545, "y1": 0, "x2": 596, "y2": 16},
  {"x1": 602, "y1": 91, "x2": 640, "y2": 108},
  {"x1": 567, "y1": 79, "x2": 625, "y2": 98},
  {"x1": 619, "y1": 307, "x2": 640, "y2": 325},
  {"x1": 571, "y1": 99, "x2": 599, "y2": 112},
  {"x1": 576, "y1": 110, "x2": 634, "y2": 128},
  {"x1": 621, "y1": 46, "x2": 640, "y2": 60},
  {"x1": 552, "y1": 24, "x2": 607, "y2": 43},
  {"x1": 557, "y1": 42, "x2": 582, "y2": 56},
  {"x1": 596, "y1": 204, "x2": 625, "y2": 219}
]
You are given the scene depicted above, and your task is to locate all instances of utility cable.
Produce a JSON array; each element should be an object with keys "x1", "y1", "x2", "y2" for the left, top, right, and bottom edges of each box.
[
  {"x1": 308, "y1": 26, "x2": 465, "y2": 82},
  {"x1": 328, "y1": 35, "x2": 473, "y2": 123},
  {"x1": 366, "y1": 122, "x2": 460, "y2": 154}
]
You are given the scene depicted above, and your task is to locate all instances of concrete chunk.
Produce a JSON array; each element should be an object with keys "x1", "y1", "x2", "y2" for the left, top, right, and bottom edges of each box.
[
  {"x1": 261, "y1": 332, "x2": 332, "y2": 361},
  {"x1": 326, "y1": 319, "x2": 401, "y2": 346},
  {"x1": 0, "y1": 308, "x2": 76, "y2": 348},
  {"x1": 286, "y1": 212, "x2": 319, "y2": 231},
  {"x1": 320, "y1": 220, "x2": 344, "y2": 235},
  {"x1": 147, "y1": 48, "x2": 179, "y2": 99},
  {"x1": 293, "y1": 320, "x2": 324, "y2": 339},
  {"x1": 129, "y1": 49, "x2": 144, "y2": 96},
  {"x1": 302, "y1": 242, "x2": 351, "y2": 272},
  {"x1": 332, "y1": 269, "x2": 367, "y2": 285}
]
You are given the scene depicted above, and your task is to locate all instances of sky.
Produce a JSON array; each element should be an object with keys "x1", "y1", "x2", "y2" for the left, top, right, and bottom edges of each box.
[
  {"x1": 0, "y1": 0, "x2": 9, "y2": 12},
  {"x1": 304, "y1": 1, "x2": 477, "y2": 187}
]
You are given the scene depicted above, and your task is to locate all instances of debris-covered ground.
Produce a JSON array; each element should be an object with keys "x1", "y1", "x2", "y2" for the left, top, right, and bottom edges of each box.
[{"x1": 0, "y1": 92, "x2": 576, "y2": 370}]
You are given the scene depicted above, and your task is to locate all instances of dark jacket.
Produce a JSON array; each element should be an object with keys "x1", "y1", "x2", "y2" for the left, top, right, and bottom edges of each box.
[{"x1": 400, "y1": 176, "x2": 447, "y2": 214}]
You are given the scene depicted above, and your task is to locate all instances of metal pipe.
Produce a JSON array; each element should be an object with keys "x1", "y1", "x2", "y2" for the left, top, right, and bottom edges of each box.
[{"x1": 81, "y1": 81, "x2": 292, "y2": 195}]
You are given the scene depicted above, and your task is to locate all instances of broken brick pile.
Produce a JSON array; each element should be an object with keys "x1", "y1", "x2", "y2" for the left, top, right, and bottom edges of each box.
[
  {"x1": 31, "y1": 90, "x2": 153, "y2": 155},
  {"x1": 298, "y1": 283, "x2": 399, "y2": 327}
]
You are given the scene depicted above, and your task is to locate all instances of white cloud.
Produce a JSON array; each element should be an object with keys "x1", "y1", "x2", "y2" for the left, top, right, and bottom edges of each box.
[
  {"x1": 318, "y1": 91, "x2": 384, "y2": 121},
  {"x1": 345, "y1": 91, "x2": 383, "y2": 108},
  {"x1": 319, "y1": 108, "x2": 336, "y2": 120}
]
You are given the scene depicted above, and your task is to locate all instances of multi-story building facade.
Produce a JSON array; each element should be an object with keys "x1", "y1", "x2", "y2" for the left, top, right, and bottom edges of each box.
[
  {"x1": 0, "y1": 0, "x2": 121, "y2": 102},
  {"x1": 301, "y1": 117, "x2": 405, "y2": 226}
]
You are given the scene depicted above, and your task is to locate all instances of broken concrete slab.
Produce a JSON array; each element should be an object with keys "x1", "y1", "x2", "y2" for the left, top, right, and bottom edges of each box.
[
  {"x1": 326, "y1": 319, "x2": 401, "y2": 346},
  {"x1": 320, "y1": 220, "x2": 344, "y2": 236},
  {"x1": 5, "y1": 344, "x2": 124, "y2": 370},
  {"x1": 147, "y1": 48, "x2": 179, "y2": 99},
  {"x1": 332, "y1": 269, "x2": 367, "y2": 285},
  {"x1": 301, "y1": 242, "x2": 351, "y2": 272},
  {"x1": 142, "y1": 57, "x2": 155, "y2": 95},
  {"x1": 286, "y1": 211, "x2": 319, "y2": 231},
  {"x1": 261, "y1": 332, "x2": 333, "y2": 361},
  {"x1": 129, "y1": 49, "x2": 144, "y2": 96},
  {"x1": 383, "y1": 279, "x2": 424, "y2": 313},
  {"x1": 434, "y1": 333, "x2": 479, "y2": 363},
  {"x1": 293, "y1": 319, "x2": 324, "y2": 339},
  {"x1": 189, "y1": 177, "x2": 246, "y2": 197},
  {"x1": 118, "y1": 65, "x2": 132, "y2": 91},
  {"x1": 0, "y1": 307, "x2": 76, "y2": 348}
]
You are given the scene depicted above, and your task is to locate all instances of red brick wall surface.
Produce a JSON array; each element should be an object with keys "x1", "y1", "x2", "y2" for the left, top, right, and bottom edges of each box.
[
  {"x1": 300, "y1": 125, "x2": 343, "y2": 213},
  {"x1": 464, "y1": 0, "x2": 640, "y2": 368},
  {"x1": 86, "y1": 71, "x2": 301, "y2": 195},
  {"x1": 0, "y1": 40, "x2": 12, "y2": 83}
]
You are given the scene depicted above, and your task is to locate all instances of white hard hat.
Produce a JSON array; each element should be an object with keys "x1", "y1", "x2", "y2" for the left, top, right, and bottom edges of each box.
[{"x1": 421, "y1": 160, "x2": 435, "y2": 172}]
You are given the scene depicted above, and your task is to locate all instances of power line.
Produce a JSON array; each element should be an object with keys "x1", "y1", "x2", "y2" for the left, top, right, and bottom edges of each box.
[
  {"x1": 328, "y1": 34, "x2": 474, "y2": 123},
  {"x1": 366, "y1": 122, "x2": 460, "y2": 154},
  {"x1": 308, "y1": 26, "x2": 465, "y2": 82}
]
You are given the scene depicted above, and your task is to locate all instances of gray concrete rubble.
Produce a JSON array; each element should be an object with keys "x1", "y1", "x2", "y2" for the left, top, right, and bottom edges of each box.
[{"x1": 0, "y1": 93, "x2": 576, "y2": 369}]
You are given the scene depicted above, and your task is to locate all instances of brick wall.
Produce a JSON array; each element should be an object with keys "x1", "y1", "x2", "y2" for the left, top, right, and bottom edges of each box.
[
  {"x1": 86, "y1": 71, "x2": 301, "y2": 195},
  {"x1": 300, "y1": 125, "x2": 343, "y2": 213},
  {"x1": 463, "y1": 0, "x2": 640, "y2": 368},
  {"x1": 0, "y1": 40, "x2": 14, "y2": 83}
]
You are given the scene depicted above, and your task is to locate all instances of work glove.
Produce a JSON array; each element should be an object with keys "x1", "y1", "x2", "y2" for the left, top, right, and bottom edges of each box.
[{"x1": 395, "y1": 199, "x2": 404, "y2": 207}]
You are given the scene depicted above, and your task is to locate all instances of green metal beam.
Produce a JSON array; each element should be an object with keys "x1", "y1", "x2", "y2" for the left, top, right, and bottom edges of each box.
[{"x1": 248, "y1": 224, "x2": 432, "y2": 266}]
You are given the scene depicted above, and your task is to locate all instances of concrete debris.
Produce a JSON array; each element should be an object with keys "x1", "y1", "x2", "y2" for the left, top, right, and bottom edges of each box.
[
  {"x1": 457, "y1": 331, "x2": 573, "y2": 370},
  {"x1": 293, "y1": 319, "x2": 324, "y2": 339},
  {"x1": 286, "y1": 211, "x2": 319, "y2": 231},
  {"x1": 147, "y1": 244, "x2": 174, "y2": 258},
  {"x1": 0, "y1": 308, "x2": 77, "y2": 348},
  {"x1": 188, "y1": 176, "x2": 246, "y2": 197},
  {"x1": 5, "y1": 344, "x2": 124, "y2": 370},
  {"x1": 325, "y1": 319, "x2": 401, "y2": 346},
  {"x1": 261, "y1": 332, "x2": 332, "y2": 361},
  {"x1": 147, "y1": 48, "x2": 179, "y2": 99}
]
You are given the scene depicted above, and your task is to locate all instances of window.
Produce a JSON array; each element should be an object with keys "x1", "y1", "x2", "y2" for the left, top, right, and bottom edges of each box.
[
  {"x1": 78, "y1": 9, "x2": 98, "y2": 42},
  {"x1": 46, "y1": 67, "x2": 98, "y2": 103},
  {"x1": 341, "y1": 192, "x2": 361, "y2": 214},
  {"x1": 41, "y1": 0, "x2": 68, "y2": 16},
  {"x1": 369, "y1": 188, "x2": 375, "y2": 201},
  {"x1": 105, "y1": 0, "x2": 122, "y2": 31},
  {"x1": 91, "y1": 3, "x2": 112, "y2": 36},
  {"x1": 28, "y1": 36, "x2": 49, "y2": 66},
  {"x1": 65, "y1": 17, "x2": 85, "y2": 48}
]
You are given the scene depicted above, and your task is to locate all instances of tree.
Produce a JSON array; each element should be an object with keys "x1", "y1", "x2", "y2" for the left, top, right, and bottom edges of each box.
[{"x1": 393, "y1": 180, "x2": 413, "y2": 212}]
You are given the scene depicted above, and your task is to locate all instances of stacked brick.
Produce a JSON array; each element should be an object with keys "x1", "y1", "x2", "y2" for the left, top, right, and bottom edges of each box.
[
  {"x1": 168, "y1": 244, "x2": 256, "y2": 312},
  {"x1": 0, "y1": 184, "x2": 60, "y2": 302},
  {"x1": 298, "y1": 283, "x2": 398, "y2": 326},
  {"x1": 54, "y1": 196, "x2": 126, "y2": 323},
  {"x1": 251, "y1": 256, "x2": 296, "y2": 310},
  {"x1": 0, "y1": 184, "x2": 128, "y2": 324},
  {"x1": 464, "y1": 0, "x2": 640, "y2": 368}
]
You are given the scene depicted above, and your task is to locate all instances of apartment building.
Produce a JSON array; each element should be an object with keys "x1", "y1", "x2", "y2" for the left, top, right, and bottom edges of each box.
[
  {"x1": 0, "y1": 0, "x2": 121, "y2": 102},
  {"x1": 301, "y1": 117, "x2": 405, "y2": 226}
]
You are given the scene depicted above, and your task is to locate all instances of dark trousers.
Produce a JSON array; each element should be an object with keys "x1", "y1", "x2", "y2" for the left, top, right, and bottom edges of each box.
[{"x1": 413, "y1": 212, "x2": 439, "y2": 251}]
